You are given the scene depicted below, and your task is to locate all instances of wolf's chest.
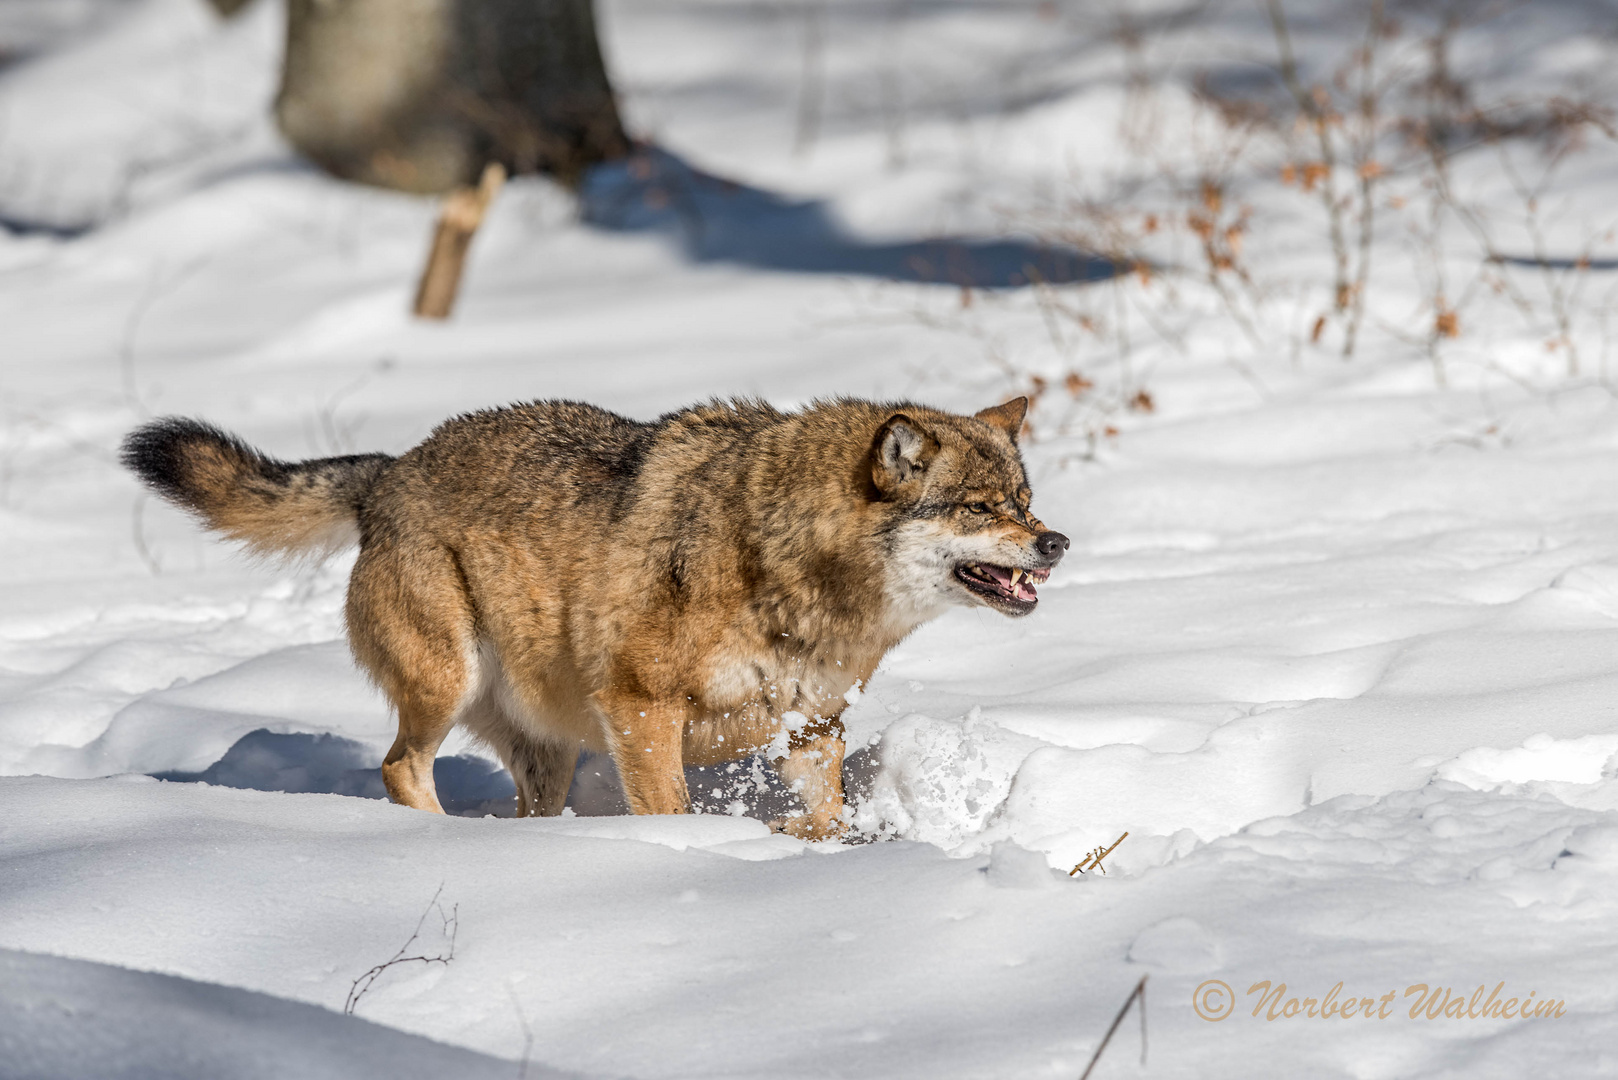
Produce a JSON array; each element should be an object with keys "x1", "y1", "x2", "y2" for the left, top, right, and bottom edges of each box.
[{"x1": 702, "y1": 652, "x2": 858, "y2": 720}]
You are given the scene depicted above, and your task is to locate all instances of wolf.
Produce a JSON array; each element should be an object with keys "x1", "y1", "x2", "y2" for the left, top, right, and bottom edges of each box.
[{"x1": 121, "y1": 396, "x2": 1067, "y2": 838}]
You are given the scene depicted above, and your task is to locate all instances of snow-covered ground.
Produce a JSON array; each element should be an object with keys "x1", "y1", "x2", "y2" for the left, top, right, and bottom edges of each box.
[{"x1": 3, "y1": 0, "x2": 1618, "y2": 1076}]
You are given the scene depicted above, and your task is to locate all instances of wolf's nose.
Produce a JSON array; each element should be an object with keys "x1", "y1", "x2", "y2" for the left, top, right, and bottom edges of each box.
[{"x1": 1034, "y1": 531, "x2": 1070, "y2": 563}]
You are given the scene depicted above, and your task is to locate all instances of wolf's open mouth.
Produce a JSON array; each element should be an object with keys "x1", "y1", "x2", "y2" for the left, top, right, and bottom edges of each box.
[{"x1": 953, "y1": 562, "x2": 1050, "y2": 606}]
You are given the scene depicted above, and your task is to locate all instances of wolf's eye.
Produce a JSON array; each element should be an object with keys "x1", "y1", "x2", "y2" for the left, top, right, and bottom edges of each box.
[{"x1": 966, "y1": 502, "x2": 991, "y2": 514}]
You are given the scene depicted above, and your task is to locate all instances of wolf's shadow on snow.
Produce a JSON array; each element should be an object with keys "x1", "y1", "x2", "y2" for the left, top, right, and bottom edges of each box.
[{"x1": 152, "y1": 727, "x2": 882, "y2": 822}]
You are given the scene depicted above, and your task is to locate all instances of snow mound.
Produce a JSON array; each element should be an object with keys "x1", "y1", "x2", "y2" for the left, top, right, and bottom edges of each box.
[
  {"x1": 0, "y1": 948, "x2": 575, "y2": 1080},
  {"x1": 1436, "y1": 733, "x2": 1618, "y2": 789}
]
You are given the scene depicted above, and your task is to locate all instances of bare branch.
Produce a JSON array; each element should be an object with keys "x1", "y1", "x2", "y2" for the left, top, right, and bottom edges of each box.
[
  {"x1": 344, "y1": 885, "x2": 459, "y2": 1015},
  {"x1": 1079, "y1": 974, "x2": 1148, "y2": 1080}
]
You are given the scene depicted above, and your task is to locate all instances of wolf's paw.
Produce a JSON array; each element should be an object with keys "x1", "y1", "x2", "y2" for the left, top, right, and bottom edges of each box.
[{"x1": 770, "y1": 814, "x2": 849, "y2": 842}]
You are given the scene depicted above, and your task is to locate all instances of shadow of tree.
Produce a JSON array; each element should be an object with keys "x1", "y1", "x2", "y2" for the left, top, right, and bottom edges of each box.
[{"x1": 580, "y1": 145, "x2": 1115, "y2": 287}]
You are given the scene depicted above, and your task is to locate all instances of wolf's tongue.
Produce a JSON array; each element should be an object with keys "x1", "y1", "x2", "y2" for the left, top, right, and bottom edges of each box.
[
  {"x1": 1013, "y1": 580, "x2": 1038, "y2": 602},
  {"x1": 982, "y1": 565, "x2": 1013, "y2": 588}
]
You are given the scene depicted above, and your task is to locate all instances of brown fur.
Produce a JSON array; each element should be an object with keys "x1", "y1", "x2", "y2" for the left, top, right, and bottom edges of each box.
[{"x1": 122, "y1": 397, "x2": 1066, "y2": 837}]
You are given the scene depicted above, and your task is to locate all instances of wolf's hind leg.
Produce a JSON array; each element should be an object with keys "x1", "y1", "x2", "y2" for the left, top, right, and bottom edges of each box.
[
  {"x1": 348, "y1": 540, "x2": 476, "y2": 816},
  {"x1": 382, "y1": 708, "x2": 455, "y2": 814},
  {"x1": 511, "y1": 739, "x2": 579, "y2": 817},
  {"x1": 773, "y1": 718, "x2": 848, "y2": 840}
]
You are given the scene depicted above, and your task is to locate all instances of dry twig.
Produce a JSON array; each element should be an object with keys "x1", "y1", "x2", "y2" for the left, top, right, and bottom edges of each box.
[
  {"x1": 1079, "y1": 974, "x2": 1148, "y2": 1080},
  {"x1": 1070, "y1": 831, "x2": 1129, "y2": 876},
  {"x1": 344, "y1": 884, "x2": 459, "y2": 1015}
]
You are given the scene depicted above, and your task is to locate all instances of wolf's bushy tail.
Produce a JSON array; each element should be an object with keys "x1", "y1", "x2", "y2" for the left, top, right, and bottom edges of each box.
[{"x1": 121, "y1": 417, "x2": 393, "y2": 558}]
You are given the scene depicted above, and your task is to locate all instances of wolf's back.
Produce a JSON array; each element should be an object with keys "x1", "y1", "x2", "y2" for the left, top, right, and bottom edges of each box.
[{"x1": 121, "y1": 418, "x2": 392, "y2": 557}]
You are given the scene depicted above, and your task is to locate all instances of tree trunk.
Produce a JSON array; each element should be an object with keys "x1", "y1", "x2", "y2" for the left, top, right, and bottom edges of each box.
[{"x1": 276, "y1": 0, "x2": 628, "y2": 194}]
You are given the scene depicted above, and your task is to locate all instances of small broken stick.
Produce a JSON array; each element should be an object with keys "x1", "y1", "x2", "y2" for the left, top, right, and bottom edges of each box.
[
  {"x1": 412, "y1": 162, "x2": 507, "y2": 320},
  {"x1": 1070, "y1": 831, "x2": 1128, "y2": 876}
]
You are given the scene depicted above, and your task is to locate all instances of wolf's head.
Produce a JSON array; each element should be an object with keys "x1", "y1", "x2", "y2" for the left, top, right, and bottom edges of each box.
[{"x1": 872, "y1": 397, "x2": 1068, "y2": 622}]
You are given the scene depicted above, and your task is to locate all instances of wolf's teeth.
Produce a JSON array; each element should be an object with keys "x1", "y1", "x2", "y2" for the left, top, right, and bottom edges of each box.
[{"x1": 1011, "y1": 567, "x2": 1024, "y2": 584}]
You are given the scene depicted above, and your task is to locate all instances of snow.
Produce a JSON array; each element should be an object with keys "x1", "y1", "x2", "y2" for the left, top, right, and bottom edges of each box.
[
  {"x1": 3, "y1": 0, "x2": 1618, "y2": 1076},
  {"x1": 0, "y1": 947, "x2": 557, "y2": 1080}
]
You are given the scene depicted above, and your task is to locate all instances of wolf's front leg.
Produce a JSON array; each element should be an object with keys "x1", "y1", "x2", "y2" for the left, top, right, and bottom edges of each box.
[
  {"x1": 597, "y1": 689, "x2": 691, "y2": 815},
  {"x1": 774, "y1": 717, "x2": 848, "y2": 840}
]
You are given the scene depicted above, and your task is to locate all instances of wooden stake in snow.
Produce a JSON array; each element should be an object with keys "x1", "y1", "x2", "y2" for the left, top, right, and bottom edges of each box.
[{"x1": 412, "y1": 162, "x2": 507, "y2": 320}]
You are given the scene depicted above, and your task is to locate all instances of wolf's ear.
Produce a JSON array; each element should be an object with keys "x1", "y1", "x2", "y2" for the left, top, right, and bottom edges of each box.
[
  {"x1": 871, "y1": 414, "x2": 939, "y2": 494},
  {"x1": 974, "y1": 397, "x2": 1028, "y2": 442}
]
